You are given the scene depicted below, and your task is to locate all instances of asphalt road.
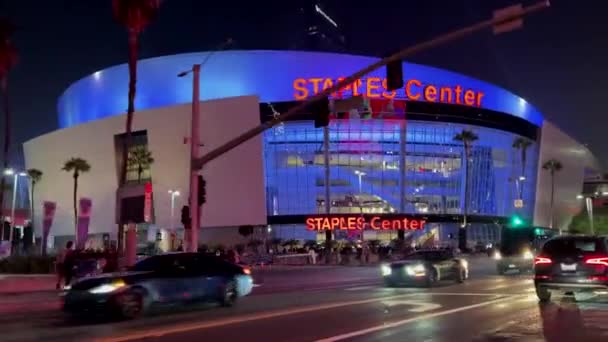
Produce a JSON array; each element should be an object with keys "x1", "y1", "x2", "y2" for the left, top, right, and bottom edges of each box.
[{"x1": 1, "y1": 258, "x2": 608, "y2": 342}]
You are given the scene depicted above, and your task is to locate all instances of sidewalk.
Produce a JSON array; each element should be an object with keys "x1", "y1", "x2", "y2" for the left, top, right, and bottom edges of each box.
[{"x1": 0, "y1": 274, "x2": 56, "y2": 294}]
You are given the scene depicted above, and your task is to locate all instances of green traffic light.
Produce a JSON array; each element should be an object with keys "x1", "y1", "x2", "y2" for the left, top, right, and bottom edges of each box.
[{"x1": 510, "y1": 215, "x2": 524, "y2": 227}]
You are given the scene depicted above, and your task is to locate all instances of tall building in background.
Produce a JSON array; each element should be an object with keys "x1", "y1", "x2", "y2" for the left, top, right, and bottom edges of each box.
[{"x1": 293, "y1": 1, "x2": 346, "y2": 52}]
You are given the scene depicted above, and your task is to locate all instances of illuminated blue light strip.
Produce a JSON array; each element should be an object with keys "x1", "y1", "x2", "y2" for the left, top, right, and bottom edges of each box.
[{"x1": 58, "y1": 51, "x2": 543, "y2": 129}]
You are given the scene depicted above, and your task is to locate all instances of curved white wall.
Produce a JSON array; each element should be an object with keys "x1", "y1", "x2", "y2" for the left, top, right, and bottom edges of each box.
[
  {"x1": 533, "y1": 120, "x2": 600, "y2": 230},
  {"x1": 24, "y1": 96, "x2": 266, "y2": 238}
]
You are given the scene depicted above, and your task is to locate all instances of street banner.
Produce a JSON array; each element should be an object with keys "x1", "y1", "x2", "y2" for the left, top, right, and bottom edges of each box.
[
  {"x1": 77, "y1": 198, "x2": 92, "y2": 248},
  {"x1": 42, "y1": 201, "x2": 57, "y2": 244},
  {"x1": 42, "y1": 201, "x2": 57, "y2": 254}
]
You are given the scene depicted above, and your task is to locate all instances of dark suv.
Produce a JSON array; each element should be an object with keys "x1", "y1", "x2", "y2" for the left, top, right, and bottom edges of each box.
[{"x1": 534, "y1": 235, "x2": 608, "y2": 302}]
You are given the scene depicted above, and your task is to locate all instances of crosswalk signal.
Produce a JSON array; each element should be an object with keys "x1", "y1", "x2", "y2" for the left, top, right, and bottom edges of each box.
[
  {"x1": 385, "y1": 59, "x2": 404, "y2": 91},
  {"x1": 312, "y1": 97, "x2": 330, "y2": 128}
]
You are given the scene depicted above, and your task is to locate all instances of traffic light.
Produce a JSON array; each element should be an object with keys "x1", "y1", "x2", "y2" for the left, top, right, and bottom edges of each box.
[
  {"x1": 198, "y1": 175, "x2": 206, "y2": 206},
  {"x1": 181, "y1": 205, "x2": 191, "y2": 227},
  {"x1": 385, "y1": 58, "x2": 404, "y2": 91},
  {"x1": 510, "y1": 215, "x2": 525, "y2": 227},
  {"x1": 312, "y1": 97, "x2": 330, "y2": 128}
]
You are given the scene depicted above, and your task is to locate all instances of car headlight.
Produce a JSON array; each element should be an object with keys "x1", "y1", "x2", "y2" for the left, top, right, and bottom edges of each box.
[
  {"x1": 406, "y1": 264, "x2": 426, "y2": 276},
  {"x1": 523, "y1": 250, "x2": 533, "y2": 260},
  {"x1": 461, "y1": 259, "x2": 468, "y2": 268},
  {"x1": 493, "y1": 251, "x2": 502, "y2": 260},
  {"x1": 62, "y1": 285, "x2": 72, "y2": 291},
  {"x1": 381, "y1": 264, "x2": 392, "y2": 276},
  {"x1": 89, "y1": 280, "x2": 126, "y2": 294}
]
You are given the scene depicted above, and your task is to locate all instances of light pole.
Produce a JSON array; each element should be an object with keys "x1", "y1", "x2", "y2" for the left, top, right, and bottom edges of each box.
[
  {"x1": 168, "y1": 190, "x2": 180, "y2": 233},
  {"x1": 176, "y1": 39, "x2": 233, "y2": 252},
  {"x1": 3, "y1": 169, "x2": 27, "y2": 243},
  {"x1": 354, "y1": 170, "x2": 366, "y2": 194}
]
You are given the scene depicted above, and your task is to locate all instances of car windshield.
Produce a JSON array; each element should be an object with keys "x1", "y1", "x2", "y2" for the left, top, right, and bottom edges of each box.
[
  {"x1": 404, "y1": 250, "x2": 451, "y2": 261},
  {"x1": 542, "y1": 238, "x2": 605, "y2": 256}
]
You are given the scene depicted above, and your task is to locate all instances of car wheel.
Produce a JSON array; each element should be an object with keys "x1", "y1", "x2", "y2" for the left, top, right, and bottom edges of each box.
[
  {"x1": 536, "y1": 286, "x2": 551, "y2": 303},
  {"x1": 220, "y1": 281, "x2": 238, "y2": 307},
  {"x1": 497, "y1": 265, "x2": 505, "y2": 275},
  {"x1": 115, "y1": 289, "x2": 144, "y2": 320},
  {"x1": 425, "y1": 269, "x2": 438, "y2": 287}
]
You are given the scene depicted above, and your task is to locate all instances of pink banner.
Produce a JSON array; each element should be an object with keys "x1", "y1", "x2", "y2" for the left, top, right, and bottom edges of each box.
[
  {"x1": 77, "y1": 198, "x2": 92, "y2": 248},
  {"x1": 42, "y1": 201, "x2": 56, "y2": 255}
]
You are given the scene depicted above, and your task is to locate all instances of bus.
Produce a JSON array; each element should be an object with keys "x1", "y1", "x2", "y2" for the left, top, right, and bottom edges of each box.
[{"x1": 494, "y1": 226, "x2": 559, "y2": 275}]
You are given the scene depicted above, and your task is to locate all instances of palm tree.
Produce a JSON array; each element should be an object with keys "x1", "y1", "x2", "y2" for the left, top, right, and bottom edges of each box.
[
  {"x1": 62, "y1": 158, "x2": 91, "y2": 242},
  {"x1": 127, "y1": 146, "x2": 154, "y2": 182},
  {"x1": 453, "y1": 129, "x2": 479, "y2": 251},
  {"x1": 512, "y1": 137, "x2": 533, "y2": 199},
  {"x1": 0, "y1": 18, "x2": 18, "y2": 222},
  {"x1": 112, "y1": 0, "x2": 161, "y2": 186},
  {"x1": 26, "y1": 168, "x2": 43, "y2": 233},
  {"x1": 542, "y1": 159, "x2": 563, "y2": 229}
]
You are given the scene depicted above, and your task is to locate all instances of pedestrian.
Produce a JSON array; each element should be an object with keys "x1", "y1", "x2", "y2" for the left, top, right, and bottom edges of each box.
[
  {"x1": 56, "y1": 241, "x2": 74, "y2": 289},
  {"x1": 63, "y1": 241, "x2": 77, "y2": 286}
]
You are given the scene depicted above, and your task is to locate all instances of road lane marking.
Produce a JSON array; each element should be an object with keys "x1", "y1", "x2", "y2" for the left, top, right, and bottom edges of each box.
[
  {"x1": 93, "y1": 293, "x2": 423, "y2": 342},
  {"x1": 315, "y1": 295, "x2": 520, "y2": 342},
  {"x1": 382, "y1": 299, "x2": 441, "y2": 312}
]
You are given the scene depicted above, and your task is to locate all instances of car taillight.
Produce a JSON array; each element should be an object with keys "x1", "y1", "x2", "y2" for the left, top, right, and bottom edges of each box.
[
  {"x1": 534, "y1": 256, "x2": 552, "y2": 265},
  {"x1": 585, "y1": 257, "x2": 608, "y2": 267}
]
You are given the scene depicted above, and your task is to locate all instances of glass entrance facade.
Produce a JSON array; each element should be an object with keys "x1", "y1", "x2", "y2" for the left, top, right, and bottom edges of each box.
[{"x1": 263, "y1": 118, "x2": 539, "y2": 243}]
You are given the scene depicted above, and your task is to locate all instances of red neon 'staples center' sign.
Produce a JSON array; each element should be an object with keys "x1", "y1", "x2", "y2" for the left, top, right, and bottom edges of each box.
[
  {"x1": 306, "y1": 216, "x2": 426, "y2": 231},
  {"x1": 293, "y1": 77, "x2": 485, "y2": 108}
]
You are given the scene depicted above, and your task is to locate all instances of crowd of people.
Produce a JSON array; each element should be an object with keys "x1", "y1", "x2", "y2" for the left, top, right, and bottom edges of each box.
[{"x1": 55, "y1": 241, "x2": 119, "y2": 289}]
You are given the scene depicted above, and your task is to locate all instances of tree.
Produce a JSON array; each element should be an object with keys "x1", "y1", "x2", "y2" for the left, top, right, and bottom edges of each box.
[
  {"x1": 112, "y1": 0, "x2": 161, "y2": 186},
  {"x1": 127, "y1": 146, "x2": 154, "y2": 182},
  {"x1": 453, "y1": 129, "x2": 479, "y2": 251},
  {"x1": 26, "y1": 168, "x2": 43, "y2": 238},
  {"x1": 62, "y1": 158, "x2": 91, "y2": 242},
  {"x1": 512, "y1": 137, "x2": 533, "y2": 200},
  {"x1": 0, "y1": 18, "x2": 18, "y2": 222},
  {"x1": 542, "y1": 159, "x2": 563, "y2": 229}
]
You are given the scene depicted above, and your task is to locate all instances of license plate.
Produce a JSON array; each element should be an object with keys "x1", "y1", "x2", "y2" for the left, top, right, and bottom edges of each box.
[
  {"x1": 508, "y1": 264, "x2": 516, "y2": 268},
  {"x1": 561, "y1": 263, "x2": 577, "y2": 271}
]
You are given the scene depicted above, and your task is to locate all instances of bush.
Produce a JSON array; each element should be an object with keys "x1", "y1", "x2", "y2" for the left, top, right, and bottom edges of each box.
[{"x1": 0, "y1": 255, "x2": 56, "y2": 274}]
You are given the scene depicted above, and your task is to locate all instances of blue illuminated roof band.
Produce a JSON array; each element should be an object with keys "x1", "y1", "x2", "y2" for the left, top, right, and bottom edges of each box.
[{"x1": 57, "y1": 50, "x2": 543, "y2": 129}]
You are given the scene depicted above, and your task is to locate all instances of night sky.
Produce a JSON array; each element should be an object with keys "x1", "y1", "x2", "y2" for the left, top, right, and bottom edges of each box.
[{"x1": 1, "y1": 0, "x2": 607, "y2": 167}]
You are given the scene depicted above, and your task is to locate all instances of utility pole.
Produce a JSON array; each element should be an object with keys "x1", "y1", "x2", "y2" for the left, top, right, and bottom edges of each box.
[
  {"x1": 188, "y1": 64, "x2": 201, "y2": 252},
  {"x1": 193, "y1": 1, "x2": 549, "y2": 171}
]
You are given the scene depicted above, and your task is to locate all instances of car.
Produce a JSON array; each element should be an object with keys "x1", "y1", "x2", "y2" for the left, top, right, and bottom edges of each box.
[
  {"x1": 62, "y1": 252, "x2": 253, "y2": 319},
  {"x1": 534, "y1": 235, "x2": 608, "y2": 302},
  {"x1": 381, "y1": 249, "x2": 469, "y2": 287}
]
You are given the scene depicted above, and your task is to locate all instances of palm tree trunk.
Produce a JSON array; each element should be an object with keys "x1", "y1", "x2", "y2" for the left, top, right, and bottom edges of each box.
[
  {"x1": 0, "y1": 77, "x2": 10, "y2": 226},
  {"x1": 459, "y1": 144, "x2": 470, "y2": 251},
  {"x1": 120, "y1": 29, "x2": 139, "y2": 186},
  {"x1": 118, "y1": 30, "x2": 139, "y2": 254},
  {"x1": 549, "y1": 170, "x2": 555, "y2": 229},
  {"x1": 73, "y1": 173, "x2": 79, "y2": 245}
]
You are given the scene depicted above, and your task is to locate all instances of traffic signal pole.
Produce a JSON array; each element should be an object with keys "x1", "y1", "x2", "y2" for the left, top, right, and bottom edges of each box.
[
  {"x1": 193, "y1": 1, "x2": 549, "y2": 171},
  {"x1": 189, "y1": 64, "x2": 201, "y2": 252}
]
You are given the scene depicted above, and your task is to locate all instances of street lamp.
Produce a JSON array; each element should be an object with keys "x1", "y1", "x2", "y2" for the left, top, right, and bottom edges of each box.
[
  {"x1": 354, "y1": 170, "x2": 366, "y2": 194},
  {"x1": 168, "y1": 190, "x2": 180, "y2": 233},
  {"x1": 2, "y1": 168, "x2": 27, "y2": 243}
]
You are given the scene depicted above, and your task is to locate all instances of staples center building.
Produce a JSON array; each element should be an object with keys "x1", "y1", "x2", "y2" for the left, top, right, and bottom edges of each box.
[{"x1": 24, "y1": 51, "x2": 599, "y2": 249}]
